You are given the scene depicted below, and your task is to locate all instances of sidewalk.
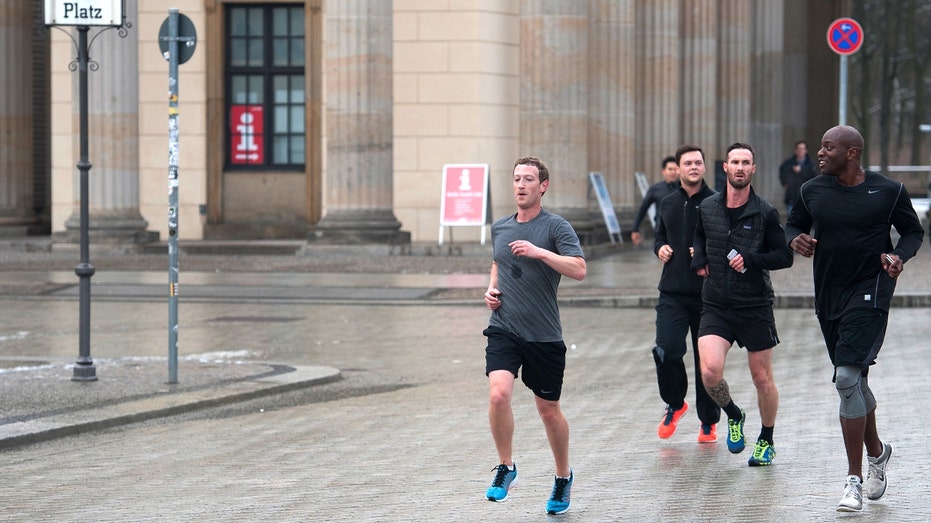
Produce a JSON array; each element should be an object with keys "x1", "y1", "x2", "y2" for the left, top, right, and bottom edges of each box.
[
  {"x1": 0, "y1": 240, "x2": 929, "y2": 520},
  {"x1": 1, "y1": 241, "x2": 931, "y2": 450}
]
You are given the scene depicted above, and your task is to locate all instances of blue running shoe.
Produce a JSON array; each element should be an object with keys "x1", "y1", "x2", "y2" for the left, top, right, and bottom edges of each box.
[
  {"x1": 748, "y1": 438, "x2": 775, "y2": 466},
  {"x1": 545, "y1": 470, "x2": 573, "y2": 515},
  {"x1": 485, "y1": 463, "x2": 518, "y2": 502},
  {"x1": 726, "y1": 410, "x2": 746, "y2": 454}
]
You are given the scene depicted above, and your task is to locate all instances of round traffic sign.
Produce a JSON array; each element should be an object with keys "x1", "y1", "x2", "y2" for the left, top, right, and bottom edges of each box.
[
  {"x1": 827, "y1": 17, "x2": 863, "y2": 56},
  {"x1": 158, "y1": 13, "x2": 197, "y2": 64}
]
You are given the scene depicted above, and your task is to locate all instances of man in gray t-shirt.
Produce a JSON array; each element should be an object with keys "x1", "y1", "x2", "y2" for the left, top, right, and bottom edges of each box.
[{"x1": 482, "y1": 156, "x2": 586, "y2": 515}]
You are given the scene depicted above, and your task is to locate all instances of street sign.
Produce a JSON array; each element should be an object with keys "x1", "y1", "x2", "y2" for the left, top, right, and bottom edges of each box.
[
  {"x1": 589, "y1": 172, "x2": 623, "y2": 244},
  {"x1": 44, "y1": 0, "x2": 124, "y2": 26},
  {"x1": 439, "y1": 163, "x2": 490, "y2": 245},
  {"x1": 827, "y1": 17, "x2": 863, "y2": 56},
  {"x1": 158, "y1": 13, "x2": 197, "y2": 64}
]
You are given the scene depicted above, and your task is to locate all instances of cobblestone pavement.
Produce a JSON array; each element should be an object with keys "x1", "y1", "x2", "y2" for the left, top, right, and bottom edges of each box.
[{"x1": 0, "y1": 240, "x2": 928, "y2": 521}]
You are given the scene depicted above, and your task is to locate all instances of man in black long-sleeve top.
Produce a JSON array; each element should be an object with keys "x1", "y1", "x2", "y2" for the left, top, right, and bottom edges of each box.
[
  {"x1": 786, "y1": 125, "x2": 923, "y2": 512},
  {"x1": 651, "y1": 145, "x2": 721, "y2": 442},
  {"x1": 631, "y1": 156, "x2": 679, "y2": 246},
  {"x1": 691, "y1": 142, "x2": 793, "y2": 468}
]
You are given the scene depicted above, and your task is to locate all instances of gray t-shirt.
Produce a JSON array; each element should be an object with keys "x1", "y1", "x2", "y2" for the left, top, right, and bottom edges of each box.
[{"x1": 488, "y1": 209, "x2": 584, "y2": 342}]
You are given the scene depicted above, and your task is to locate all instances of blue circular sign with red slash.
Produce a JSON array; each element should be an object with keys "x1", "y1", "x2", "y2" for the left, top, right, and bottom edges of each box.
[{"x1": 827, "y1": 17, "x2": 864, "y2": 56}]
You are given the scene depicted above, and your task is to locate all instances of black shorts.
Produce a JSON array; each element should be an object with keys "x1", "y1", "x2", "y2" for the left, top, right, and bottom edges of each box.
[
  {"x1": 698, "y1": 303, "x2": 779, "y2": 352},
  {"x1": 818, "y1": 308, "x2": 887, "y2": 369},
  {"x1": 484, "y1": 326, "x2": 566, "y2": 402}
]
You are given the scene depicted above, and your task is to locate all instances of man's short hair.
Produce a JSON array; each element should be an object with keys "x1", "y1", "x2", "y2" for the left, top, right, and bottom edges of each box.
[
  {"x1": 514, "y1": 156, "x2": 549, "y2": 183},
  {"x1": 675, "y1": 145, "x2": 704, "y2": 165}
]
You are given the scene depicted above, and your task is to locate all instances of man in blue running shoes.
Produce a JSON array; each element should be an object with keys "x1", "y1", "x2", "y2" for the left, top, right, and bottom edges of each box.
[
  {"x1": 691, "y1": 143, "x2": 793, "y2": 467},
  {"x1": 482, "y1": 156, "x2": 585, "y2": 514}
]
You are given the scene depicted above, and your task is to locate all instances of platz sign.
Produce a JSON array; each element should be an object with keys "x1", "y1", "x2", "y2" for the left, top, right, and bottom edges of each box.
[{"x1": 45, "y1": 0, "x2": 124, "y2": 26}]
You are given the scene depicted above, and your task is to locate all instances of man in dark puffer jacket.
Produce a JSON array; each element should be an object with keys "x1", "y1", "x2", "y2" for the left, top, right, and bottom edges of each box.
[{"x1": 691, "y1": 142, "x2": 793, "y2": 467}]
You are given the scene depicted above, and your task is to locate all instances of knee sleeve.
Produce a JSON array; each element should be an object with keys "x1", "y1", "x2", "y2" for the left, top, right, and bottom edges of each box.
[
  {"x1": 835, "y1": 365, "x2": 868, "y2": 418},
  {"x1": 861, "y1": 373, "x2": 877, "y2": 412}
]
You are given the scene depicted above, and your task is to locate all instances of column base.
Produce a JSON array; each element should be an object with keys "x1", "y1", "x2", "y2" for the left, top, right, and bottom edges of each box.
[
  {"x1": 309, "y1": 210, "x2": 411, "y2": 245},
  {"x1": 60, "y1": 213, "x2": 159, "y2": 244}
]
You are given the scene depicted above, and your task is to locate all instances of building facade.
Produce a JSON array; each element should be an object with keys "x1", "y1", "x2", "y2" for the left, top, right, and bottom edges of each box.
[{"x1": 3, "y1": 0, "x2": 844, "y2": 244}]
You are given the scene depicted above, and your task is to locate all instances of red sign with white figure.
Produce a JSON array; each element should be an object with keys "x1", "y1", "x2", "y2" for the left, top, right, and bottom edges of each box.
[
  {"x1": 441, "y1": 164, "x2": 489, "y2": 225},
  {"x1": 230, "y1": 105, "x2": 264, "y2": 165}
]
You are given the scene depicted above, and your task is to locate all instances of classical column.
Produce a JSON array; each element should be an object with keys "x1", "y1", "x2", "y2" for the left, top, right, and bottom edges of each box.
[
  {"x1": 63, "y1": 0, "x2": 157, "y2": 243},
  {"x1": 680, "y1": 0, "x2": 717, "y2": 155},
  {"x1": 312, "y1": 0, "x2": 408, "y2": 244},
  {"x1": 587, "y1": 1, "x2": 636, "y2": 209},
  {"x1": 634, "y1": 0, "x2": 679, "y2": 180},
  {"x1": 716, "y1": 0, "x2": 751, "y2": 150},
  {"x1": 749, "y1": 0, "x2": 786, "y2": 203},
  {"x1": 519, "y1": 0, "x2": 591, "y2": 228},
  {"x1": 0, "y1": 1, "x2": 37, "y2": 233}
]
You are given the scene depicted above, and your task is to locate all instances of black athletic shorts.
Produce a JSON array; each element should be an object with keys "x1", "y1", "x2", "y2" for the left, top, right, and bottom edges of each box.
[
  {"x1": 698, "y1": 303, "x2": 779, "y2": 352},
  {"x1": 484, "y1": 326, "x2": 566, "y2": 402},
  {"x1": 818, "y1": 308, "x2": 887, "y2": 369}
]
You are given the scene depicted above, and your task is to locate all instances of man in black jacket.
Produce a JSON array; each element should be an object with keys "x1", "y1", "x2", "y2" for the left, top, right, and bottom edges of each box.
[
  {"x1": 786, "y1": 125, "x2": 923, "y2": 512},
  {"x1": 779, "y1": 140, "x2": 816, "y2": 216},
  {"x1": 651, "y1": 145, "x2": 721, "y2": 442},
  {"x1": 691, "y1": 142, "x2": 793, "y2": 467},
  {"x1": 631, "y1": 156, "x2": 679, "y2": 246}
]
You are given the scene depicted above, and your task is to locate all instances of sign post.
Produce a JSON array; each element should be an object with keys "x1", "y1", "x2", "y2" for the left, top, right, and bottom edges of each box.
[
  {"x1": 45, "y1": 0, "x2": 126, "y2": 382},
  {"x1": 589, "y1": 172, "x2": 623, "y2": 244},
  {"x1": 439, "y1": 164, "x2": 490, "y2": 245},
  {"x1": 826, "y1": 17, "x2": 864, "y2": 125},
  {"x1": 158, "y1": 9, "x2": 197, "y2": 384}
]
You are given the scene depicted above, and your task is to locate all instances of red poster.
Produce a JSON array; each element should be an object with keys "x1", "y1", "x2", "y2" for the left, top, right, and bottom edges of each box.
[
  {"x1": 230, "y1": 105, "x2": 264, "y2": 164},
  {"x1": 440, "y1": 164, "x2": 489, "y2": 225}
]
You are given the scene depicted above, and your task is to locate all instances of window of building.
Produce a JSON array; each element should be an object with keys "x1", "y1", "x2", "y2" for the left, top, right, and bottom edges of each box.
[{"x1": 226, "y1": 4, "x2": 305, "y2": 169}]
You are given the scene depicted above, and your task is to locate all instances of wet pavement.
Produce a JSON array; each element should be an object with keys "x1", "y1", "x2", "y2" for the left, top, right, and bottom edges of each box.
[{"x1": 0, "y1": 240, "x2": 929, "y2": 521}]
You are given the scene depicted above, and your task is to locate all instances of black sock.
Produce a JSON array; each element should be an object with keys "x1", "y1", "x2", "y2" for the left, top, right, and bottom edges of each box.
[
  {"x1": 723, "y1": 401, "x2": 742, "y2": 421},
  {"x1": 759, "y1": 425, "x2": 774, "y2": 445}
]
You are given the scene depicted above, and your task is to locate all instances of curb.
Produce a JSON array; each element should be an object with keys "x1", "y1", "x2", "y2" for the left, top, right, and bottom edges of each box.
[{"x1": 0, "y1": 365, "x2": 341, "y2": 450}]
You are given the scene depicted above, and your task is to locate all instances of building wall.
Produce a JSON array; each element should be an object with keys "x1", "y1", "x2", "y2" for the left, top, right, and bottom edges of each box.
[{"x1": 39, "y1": 0, "x2": 848, "y2": 243}]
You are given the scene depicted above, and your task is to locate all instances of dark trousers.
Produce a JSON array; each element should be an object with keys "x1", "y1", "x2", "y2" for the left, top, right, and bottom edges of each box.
[{"x1": 652, "y1": 292, "x2": 721, "y2": 425}]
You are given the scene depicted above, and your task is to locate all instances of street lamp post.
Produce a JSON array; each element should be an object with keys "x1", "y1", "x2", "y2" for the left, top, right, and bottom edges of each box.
[{"x1": 72, "y1": 25, "x2": 96, "y2": 381}]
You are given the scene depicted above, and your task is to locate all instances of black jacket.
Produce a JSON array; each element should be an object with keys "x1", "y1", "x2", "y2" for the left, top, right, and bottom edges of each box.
[
  {"x1": 691, "y1": 187, "x2": 793, "y2": 308},
  {"x1": 654, "y1": 181, "x2": 715, "y2": 296},
  {"x1": 779, "y1": 154, "x2": 816, "y2": 205},
  {"x1": 633, "y1": 181, "x2": 678, "y2": 231}
]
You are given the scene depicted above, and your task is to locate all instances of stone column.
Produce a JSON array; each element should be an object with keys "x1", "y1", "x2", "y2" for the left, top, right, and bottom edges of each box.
[
  {"x1": 312, "y1": 0, "x2": 408, "y2": 244},
  {"x1": 716, "y1": 0, "x2": 751, "y2": 151},
  {"x1": 634, "y1": 0, "x2": 679, "y2": 180},
  {"x1": 0, "y1": 1, "x2": 37, "y2": 232},
  {"x1": 519, "y1": 0, "x2": 590, "y2": 227},
  {"x1": 680, "y1": 0, "x2": 717, "y2": 155},
  {"x1": 63, "y1": 0, "x2": 156, "y2": 243},
  {"x1": 587, "y1": 1, "x2": 636, "y2": 208},
  {"x1": 749, "y1": 0, "x2": 786, "y2": 203}
]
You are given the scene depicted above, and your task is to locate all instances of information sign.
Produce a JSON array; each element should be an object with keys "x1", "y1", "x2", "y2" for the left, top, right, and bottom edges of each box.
[
  {"x1": 589, "y1": 172, "x2": 623, "y2": 244},
  {"x1": 439, "y1": 164, "x2": 490, "y2": 245}
]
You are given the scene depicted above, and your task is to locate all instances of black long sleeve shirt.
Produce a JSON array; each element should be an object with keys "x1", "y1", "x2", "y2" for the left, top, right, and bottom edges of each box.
[{"x1": 785, "y1": 170, "x2": 924, "y2": 319}]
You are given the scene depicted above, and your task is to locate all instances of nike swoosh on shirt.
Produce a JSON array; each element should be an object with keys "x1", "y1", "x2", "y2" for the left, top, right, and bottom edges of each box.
[{"x1": 868, "y1": 189, "x2": 880, "y2": 194}]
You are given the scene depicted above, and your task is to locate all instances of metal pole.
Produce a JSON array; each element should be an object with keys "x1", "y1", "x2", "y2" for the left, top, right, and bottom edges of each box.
[
  {"x1": 167, "y1": 9, "x2": 180, "y2": 384},
  {"x1": 73, "y1": 25, "x2": 97, "y2": 382},
  {"x1": 839, "y1": 55, "x2": 848, "y2": 125}
]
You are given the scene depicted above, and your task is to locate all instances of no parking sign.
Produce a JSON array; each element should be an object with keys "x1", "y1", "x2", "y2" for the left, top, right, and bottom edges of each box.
[
  {"x1": 827, "y1": 17, "x2": 863, "y2": 125},
  {"x1": 827, "y1": 17, "x2": 863, "y2": 56}
]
